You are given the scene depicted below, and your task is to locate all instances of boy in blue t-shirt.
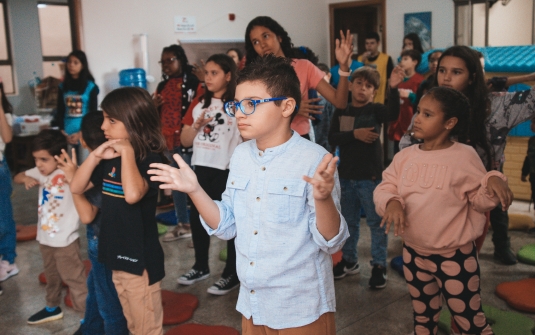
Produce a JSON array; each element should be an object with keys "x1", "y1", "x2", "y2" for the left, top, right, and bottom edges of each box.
[
  {"x1": 148, "y1": 55, "x2": 349, "y2": 334},
  {"x1": 56, "y1": 111, "x2": 128, "y2": 335}
]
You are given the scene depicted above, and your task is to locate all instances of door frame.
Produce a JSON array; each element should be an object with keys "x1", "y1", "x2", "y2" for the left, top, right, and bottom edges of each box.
[{"x1": 329, "y1": 0, "x2": 386, "y2": 66}]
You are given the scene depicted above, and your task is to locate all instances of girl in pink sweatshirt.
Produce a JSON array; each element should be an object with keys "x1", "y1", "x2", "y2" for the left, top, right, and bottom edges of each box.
[{"x1": 373, "y1": 87, "x2": 505, "y2": 335}]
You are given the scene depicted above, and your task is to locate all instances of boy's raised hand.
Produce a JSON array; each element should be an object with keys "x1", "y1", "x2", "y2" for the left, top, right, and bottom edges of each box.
[
  {"x1": 303, "y1": 153, "x2": 339, "y2": 200},
  {"x1": 148, "y1": 154, "x2": 200, "y2": 193},
  {"x1": 389, "y1": 65, "x2": 405, "y2": 88},
  {"x1": 380, "y1": 200, "x2": 407, "y2": 236},
  {"x1": 334, "y1": 30, "x2": 353, "y2": 69},
  {"x1": 54, "y1": 148, "x2": 78, "y2": 184}
]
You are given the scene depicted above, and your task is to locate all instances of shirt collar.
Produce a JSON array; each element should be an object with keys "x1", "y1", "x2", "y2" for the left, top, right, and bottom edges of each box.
[{"x1": 250, "y1": 131, "x2": 300, "y2": 161}]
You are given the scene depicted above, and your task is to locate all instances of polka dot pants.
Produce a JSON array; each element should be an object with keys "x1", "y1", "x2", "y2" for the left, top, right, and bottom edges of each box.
[{"x1": 403, "y1": 243, "x2": 493, "y2": 335}]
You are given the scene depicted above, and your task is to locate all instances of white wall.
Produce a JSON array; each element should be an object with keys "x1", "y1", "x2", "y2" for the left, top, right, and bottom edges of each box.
[
  {"x1": 325, "y1": 0, "x2": 454, "y2": 58},
  {"x1": 488, "y1": 0, "x2": 533, "y2": 46},
  {"x1": 80, "y1": 0, "x2": 329, "y2": 97}
]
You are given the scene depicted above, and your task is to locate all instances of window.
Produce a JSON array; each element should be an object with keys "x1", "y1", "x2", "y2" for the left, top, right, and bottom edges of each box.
[
  {"x1": 0, "y1": 0, "x2": 15, "y2": 94},
  {"x1": 38, "y1": 2, "x2": 73, "y2": 79}
]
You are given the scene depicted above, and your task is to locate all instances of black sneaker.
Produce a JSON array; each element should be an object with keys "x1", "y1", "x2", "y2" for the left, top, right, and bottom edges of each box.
[
  {"x1": 73, "y1": 324, "x2": 83, "y2": 335},
  {"x1": 177, "y1": 268, "x2": 210, "y2": 285},
  {"x1": 0, "y1": 284, "x2": 2, "y2": 295},
  {"x1": 369, "y1": 265, "x2": 387, "y2": 289},
  {"x1": 333, "y1": 259, "x2": 360, "y2": 279},
  {"x1": 27, "y1": 306, "x2": 63, "y2": 324},
  {"x1": 207, "y1": 274, "x2": 240, "y2": 295},
  {"x1": 494, "y1": 247, "x2": 518, "y2": 265}
]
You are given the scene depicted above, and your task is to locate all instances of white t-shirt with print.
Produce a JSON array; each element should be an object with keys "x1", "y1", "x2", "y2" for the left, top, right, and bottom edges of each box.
[
  {"x1": 25, "y1": 167, "x2": 80, "y2": 247},
  {"x1": 0, "y1": 113, "x2": 12, "y2": 161},
  {"x1": 191, "y1": 98, "x2": 242, "y2": 170}
]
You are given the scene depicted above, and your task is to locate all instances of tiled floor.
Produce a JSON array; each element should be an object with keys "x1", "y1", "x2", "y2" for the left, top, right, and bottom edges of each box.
[{"x1": 1, "y1": 182, "x2": 534, "y2": 334}]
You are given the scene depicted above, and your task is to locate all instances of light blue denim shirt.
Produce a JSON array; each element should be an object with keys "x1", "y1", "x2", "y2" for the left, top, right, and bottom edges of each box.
[{"x1": 201, "y1": 131, "x2": 349, "y2": 329}]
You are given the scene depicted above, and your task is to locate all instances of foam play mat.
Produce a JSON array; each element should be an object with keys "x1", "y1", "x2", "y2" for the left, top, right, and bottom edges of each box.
[
  {"x1": 438, "y1": 304, "x2": 535, "y2": 334},
  {"x1": 517, "y1": 244, "x2": 535, "y2": 265},
  {"x1": 390, "y1": 255, "x2": 404, "y2": 277},
  {"x1": 495, "y1": 278, "x2": 535, "y2": 313},
  {"x1": 219, "y1": 247, "x2": 227, "y2": 262},
  {"x1": 162, "y1": 290, "x2": 199, "y2": 325},
  {"x1": 158, "y1": 223, "x2": 168, "y2": 235},
  {"x1": 165, "y1": 323, "x2": 239, "y2": 335},
  {"x1": 15, "y1": 224, "x2": 37, "y2": 242},
  {"x1": 508, "y1": 213, "x2": 535, "y2": 231},
  {"x1": 156, "y1": 210, "x2": 178, "y2": 226}
]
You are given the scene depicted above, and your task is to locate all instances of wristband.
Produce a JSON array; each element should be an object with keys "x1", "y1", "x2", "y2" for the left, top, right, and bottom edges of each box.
[{"x1": 338, "y1": 68, "x2": 351, "y2": 77}]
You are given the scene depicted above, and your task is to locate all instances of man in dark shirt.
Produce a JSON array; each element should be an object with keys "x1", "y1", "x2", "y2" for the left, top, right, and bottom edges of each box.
[{"x1": 328, "y1": 67, "x2": 399, "y2": 289}]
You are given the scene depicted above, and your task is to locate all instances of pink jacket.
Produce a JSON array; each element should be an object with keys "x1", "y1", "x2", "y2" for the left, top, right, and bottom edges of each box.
[{"x1": 374, "y1": 142, "x2": 505, "y2": 254}]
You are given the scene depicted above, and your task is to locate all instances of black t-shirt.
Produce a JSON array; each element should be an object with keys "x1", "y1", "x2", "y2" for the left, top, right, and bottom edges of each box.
[
  {"x1": 328, "y1": 103, "x2": 398, "y2": 180},
  {"x1": 90, "y1": 152, "x2": 165, "y2": 285},
  {"x1": 84, "y1": 186, "x2": 102, "y2": 238}
]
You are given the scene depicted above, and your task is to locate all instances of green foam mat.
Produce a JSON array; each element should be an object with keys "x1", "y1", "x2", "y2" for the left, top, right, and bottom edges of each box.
[
  {"x1": 438, "y1": 304, "x2": 535, "y2": 335},
  {"x1": 157, "y1": 223, "x2": 168, "y2": 235},
  {"x1": 518, "y1": 243, "x2": 535, "y2": 265}
]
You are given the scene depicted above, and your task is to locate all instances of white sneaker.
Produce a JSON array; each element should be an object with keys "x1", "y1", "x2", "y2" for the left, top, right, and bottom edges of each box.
[{"x1": 0, "y1": 260, "x2": 19, "y2": 281}]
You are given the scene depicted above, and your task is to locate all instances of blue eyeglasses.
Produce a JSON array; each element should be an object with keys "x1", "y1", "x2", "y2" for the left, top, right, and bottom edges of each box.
[{"x1": 224, "y1": 97, "x2": 287, "y2": 117}]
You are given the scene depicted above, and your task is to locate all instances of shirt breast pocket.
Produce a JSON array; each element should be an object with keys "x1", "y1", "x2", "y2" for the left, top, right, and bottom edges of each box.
[
  {"x1": 227, "y1": 176, "x2": 250, "y2": 219},
  {"x1": 266, "y1": 178, "x2": 306, "y2": 223}
]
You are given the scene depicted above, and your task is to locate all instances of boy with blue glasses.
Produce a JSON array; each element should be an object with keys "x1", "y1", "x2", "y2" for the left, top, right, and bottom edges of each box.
[{"x1": 149, "y1": 55, "x2": 348, "y2": 334}]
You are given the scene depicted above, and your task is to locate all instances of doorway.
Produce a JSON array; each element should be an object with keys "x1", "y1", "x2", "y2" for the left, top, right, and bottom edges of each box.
[{"x1": 329, "y1": 0, "x2": 386, "y2": 67}]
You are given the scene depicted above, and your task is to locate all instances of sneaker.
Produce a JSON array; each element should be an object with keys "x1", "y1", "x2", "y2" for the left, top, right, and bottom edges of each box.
[
  {"x1": 494, "y1": 247, "x2": 518, "y2": 265},
  {"x1": 0, "y1": 284, "x2": 3, "y2": 295},
  {"x1": 73, "y1": 325, "x2": 83, "y2": 335},
  {"x1": 156, "y1": 196, "x2": 174, "y2": 209},
  {"x1": 162, "y1": 224, "x2": 192, "y2": 242},
  {"x1": 177, "y1": 268, "x2": 210, "y2": 285},
  {"x1": 0, "y1": 260, "x2": 19, "y2": 281},
  {"x1": 28, "y1": 306, "x2": 63, "y2": 324},
  {"x1": 369, "y1": 264, "x2": 387, "y2": 289},
  {"x1": 333, "y1": 259, "x2": 360, "y2": 279},
  {"x1": 207, "y1": 274, "x2": 240, "y2": 295}
]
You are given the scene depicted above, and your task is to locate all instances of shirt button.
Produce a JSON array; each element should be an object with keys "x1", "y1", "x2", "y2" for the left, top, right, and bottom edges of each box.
[
  {"x1": 253, "y1": 230, "x2": 258, "y2": 235},
  {"x1": 250, "y1": 261, "x2": 254, "y2": 266},
  {"x1": 258, "y1": 152, "x2": 263, "y2": 156},
  {"x1": 283, "y1": 187, "x2": 288, "y2": 191},
  {"x1": 251, "y1": 290, "x2": 255, "y2": 294},
  {"x1": 256, "y1": 197, "x2": 260, "y2": 201},
  {"x1": 261, "y1": 167, "x2": 266, "y2": 171},
  {"x1": 231, "y1": 181, "x2": 235, "y2": 185}
]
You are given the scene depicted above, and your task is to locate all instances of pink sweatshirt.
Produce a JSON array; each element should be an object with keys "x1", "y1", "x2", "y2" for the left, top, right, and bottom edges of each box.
[{"x1": 373, "y1": 142, "x2": 505, "y2": 254}]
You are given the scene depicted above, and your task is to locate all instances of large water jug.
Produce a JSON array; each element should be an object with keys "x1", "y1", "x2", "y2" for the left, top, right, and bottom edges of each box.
[{"x1": 119, "y1": 68, "x2": 147, "y2": 89}]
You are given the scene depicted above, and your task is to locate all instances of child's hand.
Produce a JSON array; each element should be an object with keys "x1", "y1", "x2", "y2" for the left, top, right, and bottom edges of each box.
[
  {"x1": 389, "y1": 66, "x2": 405, "y2": 88},
  {"x1": 148, "y1": 154, "x2": 200, "y2": 194},
  {"x1": 107, "y1": 139, "x2": 134, "y2": 156},
  {"x1": 192, "y1": 60, "x2": 206, "y2": 82},
  {"x1": 398, "y1": 89, "x2": 412, "y2": 99},
  {"x1": 92, "y1": 140, "x2": 122, "y2": 161},
  {"x1": 54, "y1": 148, "x2": 78, "y2": 184},
  {"x1": 334, "y1": 30, "x2": 353, "y2": 70},
  {"x1": 192, "y1": 110, "x2": 214, "y2": 131},
  {"x1": 487, "y1": 176, "x2": 513, "y2": 210},
  {"x1": 152, "y1": 93, "x2": 164, "y2": 107},
  {"x1": 380, "y1": 200, "x2": 407, "y2": 236},
  {"x1": 23, "y1": 176, "x2": 39, "y2": 190},
  {"x1": 353, "y1": 127, "x2": 379, "y2": 143},
  {"x1": 303, "y1": 153, "x2": 339, "y2": 201},
  {"x1": 297, "y1": 98, "x2": 323, "y2": 120},
  {"x1": 67, "y1": 132, "x2": 81, "y2": 145}
]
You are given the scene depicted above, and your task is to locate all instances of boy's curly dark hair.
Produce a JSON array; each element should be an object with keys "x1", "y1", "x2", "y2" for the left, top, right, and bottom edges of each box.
[
  {"x1": 237, "y1": 55, "x2": 301, "y2": 121},
  {"x1": 32, "y1": 129, "x2": 68, "y2": 157}
]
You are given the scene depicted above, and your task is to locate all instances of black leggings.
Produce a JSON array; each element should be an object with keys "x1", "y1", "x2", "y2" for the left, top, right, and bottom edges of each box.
[
  {"x1": 403, "y1": 243, "x2": 493, "y2": 335},
  {"x1": 190, "y1": 166, "x2": 236, "y2": 278}
]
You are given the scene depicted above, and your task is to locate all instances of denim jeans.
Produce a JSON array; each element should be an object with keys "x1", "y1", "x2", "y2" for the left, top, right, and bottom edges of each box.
[
  {"x1": 82, "y1": 226, "x2": 128, "y2": 335},
  {"x1": 170, "y1": 147, "x2": 192, "y2": 224},
  {"x1": 340, "y1": 178, "x2": 387, "y2": 267},
  {"x1": 0, "y1": 156, "x2": 16, "y2": 264}
]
